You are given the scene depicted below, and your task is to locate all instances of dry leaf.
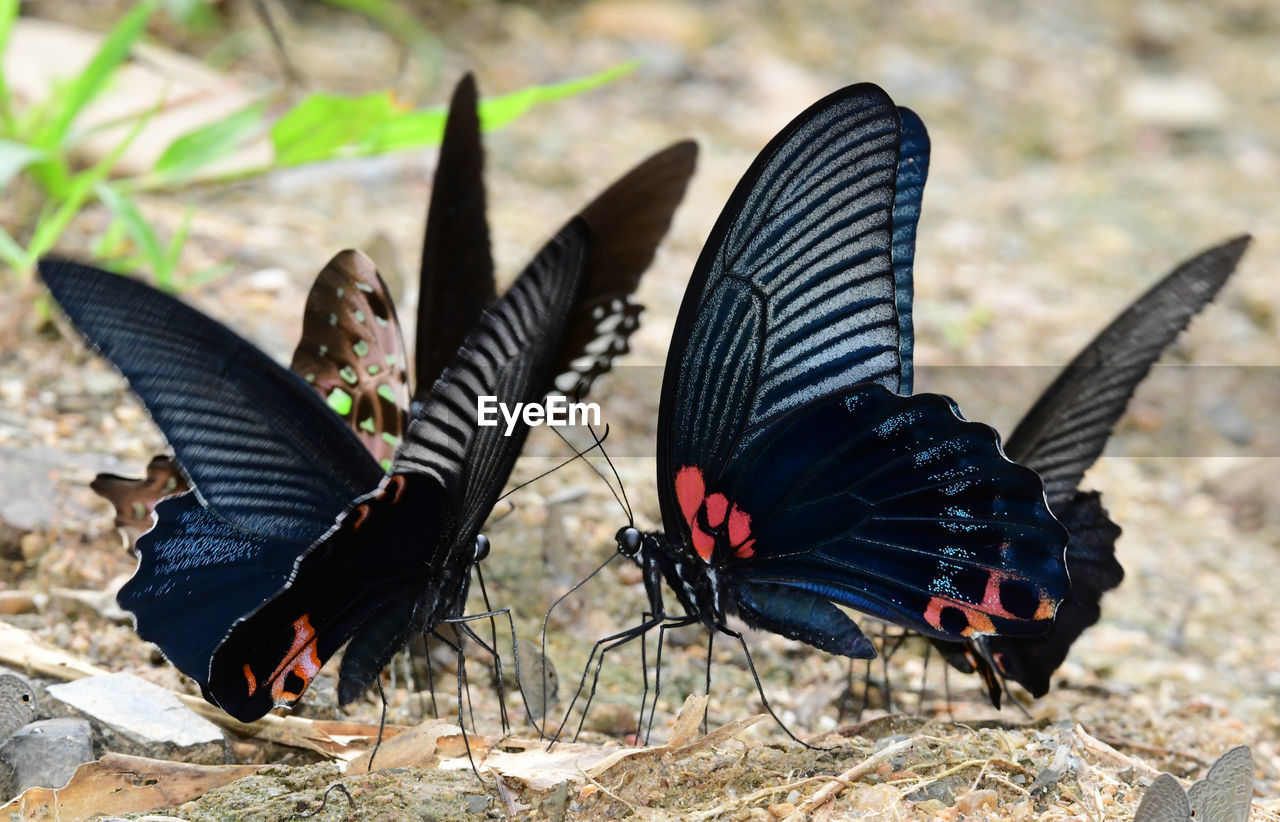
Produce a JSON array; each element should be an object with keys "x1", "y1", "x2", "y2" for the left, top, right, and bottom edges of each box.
[
  {"x1": 0, "y1": 753, "x2": 262, "y2": 818},
  {"x1": 346, "y1": 719, "x2": 463, "y2": 772}
]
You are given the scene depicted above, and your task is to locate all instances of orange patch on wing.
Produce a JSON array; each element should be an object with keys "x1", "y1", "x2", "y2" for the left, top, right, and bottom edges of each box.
[
  {"x1": 924, "y1": 597, "x2": 995, "y2": 637},
  {"x1": 735, "y1": 539, "x2": 755, "y2": 560},
  {"x1": 350, "y1": 504, "x2": 370, "y2": 530},
  {"x1": 243, "y1": 664, "x2": 258, "y2": 696},
  {"x1": 386, "y1": 474, "x2": 407, "y2": 505},
  {"x1": 264, "y1": 614, "x2": 323, "y2": 704}
]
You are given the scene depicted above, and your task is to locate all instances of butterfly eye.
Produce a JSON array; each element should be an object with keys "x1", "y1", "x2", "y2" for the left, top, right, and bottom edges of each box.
[
  {"x1": 616, "y1": 527, "x2": 643, "y2": 557},
  {"x1": 474, "y1": 534, "x2": 491, "y2": 562}
]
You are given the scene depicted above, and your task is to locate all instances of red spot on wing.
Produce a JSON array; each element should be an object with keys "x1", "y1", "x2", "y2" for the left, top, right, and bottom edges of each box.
[
  {"x1": 924, "y1": 597, "x2": 995, "y2": 637},
  {"x1": 727, "y1": 505, "x2": 751, "y2": 546},
  {"x1": 350, "y1": 504, "x2": 370, "y2": 530},
  {"x1": 735, "y1": 539, "x2": 755, "y2": 560},
  {"x1": 675, "y1": 466, "x2": 704, "y2": 524},
  {"x1": 690, "y1": 526, "x2": 715, "y2": 562},
  {"x1": 705, "y1": 493, "x2": 728, "y2": 528}
]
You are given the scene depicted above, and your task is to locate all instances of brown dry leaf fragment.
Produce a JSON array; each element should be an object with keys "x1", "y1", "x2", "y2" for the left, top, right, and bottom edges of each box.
[
  {"x1": 345, "y1": 718, "x2": 463, "y2": 772},
  {"x1": 0, "y1": 753, "x2": 262, "y2": 818}
]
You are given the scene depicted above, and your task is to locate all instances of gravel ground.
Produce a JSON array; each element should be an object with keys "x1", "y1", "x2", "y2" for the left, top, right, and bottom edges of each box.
[{"x1": 1, "y1": 1, "x2": 1278, "y2": 819}]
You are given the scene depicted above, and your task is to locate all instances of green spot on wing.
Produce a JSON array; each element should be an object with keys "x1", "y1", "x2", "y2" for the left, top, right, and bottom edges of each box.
[
  {"x1": 327, "y1": 388, "x2": 353, "y2": 416},
  {"x1": 336, "y1": 287, "x2": 344, "y2": 297},
  {"x1": 356, "y1": 282, "x2": 373, "y2": 293},
  {"x1": 328, "y1": 313, "x2": 338, "y2": 326},
  {"x1": 380, "y1": 458, "x2": 392, "y2": 471},
  {"x1": 359, "y1": 417, "x2": 376, "y2": 433},
  {"x1": 304, "y1": 373, "x2": 315, "y2": 382},
  {"x1": 377, "y1": 384, "x2": 396, "y2": 403},
  {"x1": 367, "y1": 365, "x2": 380, "y2": 375},
  {"x1": 354, "y1": 310, "x2": 366, "y2": 324},
  {"x1": 339, "y1": 366, "x2": 358, "y2": 385},
  {"x1": 375, "y1": 316, "x2": 388, "y2": 327},
  {"x1": 353, "y1": 340, "x2": 369, "y2": 357},
  {"x1": 382, "y1": 432, "x2": 400, "y2": 447},
  {"x1": 384, "y1": 354, "x2": 397, "y2": 365}
]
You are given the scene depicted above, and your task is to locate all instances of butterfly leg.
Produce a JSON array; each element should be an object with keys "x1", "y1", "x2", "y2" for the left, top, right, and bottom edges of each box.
[
  {"x1": 443, "y1": 605, "x2": 525, "y2": 736},
  {"x1": 714, "y1": 625, "x2": 824, "y2": 750},
  {"x1": 643, "y1": 615, "x2": 700, "y2": 745},
  {"x1": 429, "y1": 627, "x2": 483, "y2": 778},
  {"x1": 549, "y1": 615, "x2": 668, "y2": 748}
]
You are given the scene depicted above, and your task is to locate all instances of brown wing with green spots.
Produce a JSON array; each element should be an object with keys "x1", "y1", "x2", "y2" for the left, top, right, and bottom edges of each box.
[
  {"x1": 92, "y1": 250, "x2": 412, "y2": 548},
  {"x1": 289, "y1": 249, "x2": 410, "y2": 470}
]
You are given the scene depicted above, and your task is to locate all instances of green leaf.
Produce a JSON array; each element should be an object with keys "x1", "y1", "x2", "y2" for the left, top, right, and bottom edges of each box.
[
  {"x1": 95, "y1": 183, "x2": 164, "y2": 274},
  {"x1": 35, "y1": 0, "x2": 160, "y2": 149},
  {"x1": 0, "y1": 0, "x2": 19, "y2": 130},
  {"x1": 269, "y1": 63, "x2": 636, "y2": 167},
  {"x1": 477, "y1": 62, "x2": 637, "y2": 132},
  {"x1": 270, "y1": 92, "x2": 401, "y2": 167},
  {"x1": 0, "y1": 223, "x2": 27, "y2": 273},
  {"x1": 154, "y1": 102, "x2": 267, "y2": 181},
  {"x1": 0, "y1": 140, "x2": 48, "y2": 190}
]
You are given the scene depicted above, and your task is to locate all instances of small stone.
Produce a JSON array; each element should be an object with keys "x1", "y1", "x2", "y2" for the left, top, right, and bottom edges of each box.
[
  {"x1": 0, "y1": 673, "x2": 38, "y2": 738},
  {"x1": 45, "y1": 673, "x2": 227, "y2": 763},
  {"x1": 954, "y1": 788, "x2": 999, "y2": 815},
  {"x1": 768, "y1": 801, "x2": 795, "y2": 818},
  {"x1": 0, "y1": 590, "x2": 41, "y2": 615},
  {"x1": 856, "y1": 783, "x2": 901, "y2": 812},
  {"x1": 18, "y1": 533, "x2": 45, "y2": 562},
  {"x1": 0, "y1": 718, "x2": 93, "y2": 796},
  {"x1": 1122, "y1": 74, "x2": 1226, "y2": 130}
]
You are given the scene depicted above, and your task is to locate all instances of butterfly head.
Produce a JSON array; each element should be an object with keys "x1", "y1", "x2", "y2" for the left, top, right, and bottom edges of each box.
[
  {"x1": 615, "y1": 526, "x2": 644, "y2": 558},
  {"x1": 474, "y1": 533, "x2": 491, "y2": 562}
]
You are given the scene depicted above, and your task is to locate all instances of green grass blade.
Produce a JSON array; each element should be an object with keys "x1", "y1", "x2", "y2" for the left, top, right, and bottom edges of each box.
[
  {"x1": 153, "y1": 101, "x2": 267, "y2": 181},
  {"x1": 95, "y1": 182, "x2": 164, "y2": 275},
  {"x1": 0, "y1": 139, "x2": 48, "y2": 190},
  {"x1": 0, "y1": 223, "x2": 27, "y2": 273},
  {"x1": 477, "y1": 62, "x2": 637, "y2": 132},
  {"x1": 0, "y1": 0, "x2": 19, "y2": 130},
  {"x1": 35, "y1": 0, "x2": 160, "y2": 149}
]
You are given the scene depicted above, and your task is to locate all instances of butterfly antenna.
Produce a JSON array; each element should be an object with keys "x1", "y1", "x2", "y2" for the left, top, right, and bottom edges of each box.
[
  {"x1": 497, "y1": 432, "x2": 607, "y2": 503},
  {"x1": 548, "y1": 423, "x2": 633, "y2": 523},
  {"x1": 369, "y1": 676, "x2": 389, "y2": 772},
  {"x1": 587, "y1": 420, "x2": 633, "y2": 524}
]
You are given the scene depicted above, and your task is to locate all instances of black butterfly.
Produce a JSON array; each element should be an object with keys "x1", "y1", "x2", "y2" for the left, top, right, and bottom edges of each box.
[
  {"x1": 560, "y1": 83, "x2": 1070, "y2": 736},
  {"x1": 931, "y1": 235, "x2": 1251, "y2": 706},
  {"x1": 43, "y1": 73, "x2": 696, "y2": 723}
]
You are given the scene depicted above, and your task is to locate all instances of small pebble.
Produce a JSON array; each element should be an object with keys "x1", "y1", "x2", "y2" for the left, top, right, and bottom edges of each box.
[{"x1": 954, "y1": 788, "x2": 998, "y2": 814}]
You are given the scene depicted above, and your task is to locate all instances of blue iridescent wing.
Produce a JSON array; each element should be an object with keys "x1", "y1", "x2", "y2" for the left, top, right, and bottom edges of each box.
[
  {"x1": 891, "y1": 107, "x2": 929, "y2": 395},
  {"x1": 658, "y1": 83, "x2": 909, "y2": 499},
  {"x1": 40, "y1": 259, "x2": 384, "y2": 543},
  {"x1": 714, "y1": 385, "x2": 1068, "y2": 647}
]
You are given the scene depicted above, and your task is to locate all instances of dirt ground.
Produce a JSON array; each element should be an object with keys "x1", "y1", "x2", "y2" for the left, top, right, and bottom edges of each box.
[{"x1": 1, "y1": 1, "x2": 1278, "y2": 819}]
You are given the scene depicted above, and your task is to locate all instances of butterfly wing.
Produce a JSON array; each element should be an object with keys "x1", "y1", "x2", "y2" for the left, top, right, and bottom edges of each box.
[
  {"x1": 1004, "y1": 235, "x2": 1251, "y2": 505},
  {"x1": 415, "y1": 72, "x2": 496, "y2": 399},
  {"x1": 41, "y1": 259, "x2": 384, "y2": 542},
  {"x1": 553, "y1": 140, "x2": 698, "y2": 395},
  {"x1": 213, "y1": 221, "x2": 591, "y2": 713},
  {"x1": 89, "y1": 455, "x2": 190, "y2": 549},
  {"x1": 1187, "y1": 745, "x2": 1254, "y2": 822},
  {"x1": 1135, "y1": 774, "x2": 1191, "y2": 822},
  {"x1": 954, "y1": 235, "x2": 1251, "y2": 699},
  {"x1": 890, "y1": 107, "x2": 929, "y2": 395},
  {"x1": 290, "y1": 250, "x2": 411, "y2": 470},
  {"x1": 717, "y1": 385, "x2": 1067, "y2": 649}
]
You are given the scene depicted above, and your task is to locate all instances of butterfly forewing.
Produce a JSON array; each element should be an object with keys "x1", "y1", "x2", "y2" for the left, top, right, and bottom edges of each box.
[
  {"x1": 1187, "y1": 745, "x2": 1254, "y2": 822},
  {"x1": 890, "y1": 107, "x2": 930, "y2": 395},
  {"x1": 41, "y1": 260, "x2": 383, "y2": 543},
  {"x1": 658, "y1": 84, "x2": 907, "y2": 504},
  {"x1": 291, "y1": 250, "x2": 411, "y2": 471},
  {"x1": 1135, "y1": 774, "x2": 1191, "y2": 822},
  {"x1": 1005, "y1": 235, "x2": 1250, "y2": 506},
  {"x1": 555, "y1": 140, "x2": 699, "y2": 395},
  {"x1": 415, "y1": 72, "x2": 496, "y2": 399}
]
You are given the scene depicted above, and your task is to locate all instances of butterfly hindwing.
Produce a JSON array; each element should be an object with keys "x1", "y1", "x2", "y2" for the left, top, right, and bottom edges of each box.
[
  {"x1": 116, "y1": 492, "x2": 307, "y2": 699},
  {"x1": 41, "y1": 260, "x2": 384, "y2": 543},
  {"x1": 290, "y1": 250, "x2": 411, "y2": 470},
  {"x1": 709, "y1": 385, "x2": 1068, "y2": 647},
  {"x1": 1188, "y1": 745, "x2": 1254, "y2": 822},
  {"x1": 1135, "y1": 774, "x2": 1192, "y2": 822},
  {"x1": 555, "y1": 140, "x2": 699, "y2": 395}
]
